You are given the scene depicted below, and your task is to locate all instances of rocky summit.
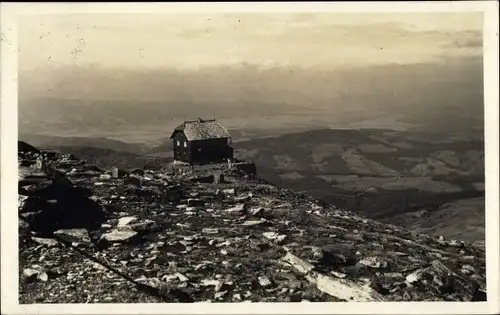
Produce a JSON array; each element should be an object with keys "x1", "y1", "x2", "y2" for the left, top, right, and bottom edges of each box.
[{"x1": 18, "y1": 141, "x2": 486, "y2": 303}]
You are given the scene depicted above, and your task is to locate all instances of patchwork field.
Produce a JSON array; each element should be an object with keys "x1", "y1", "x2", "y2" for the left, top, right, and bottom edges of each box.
[{"x1": 233, "y1": 128, "x2": 484, "y2": 243}]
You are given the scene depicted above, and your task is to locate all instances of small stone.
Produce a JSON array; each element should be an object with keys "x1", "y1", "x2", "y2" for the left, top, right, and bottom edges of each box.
[
  {"x1": 37, "y1": 271, "x2": 49, "y2": 282},
  {"x1": 262, "y1": 232, "x2": 287, "y2": 245},
  {"x1": 226, "y1": 204, "x2": 246, "y2": 214},
  {"x1": 179, "y1": 240, "x2": 194, "y2": 247},
  {"x1": 276, "y1": 235, "x2": 287, "y2": 244},
  {"x1": 31, "y1": 237, "x2": 58, "y2": 247},
  {"x1": 93, "y1": 262, "x2": 107, "y2": 271},
  {"x1": 175, "y1": 272, "x2": 189, "y2": 282},
  {"x1": 161, "y1": 274, "x2": 178, "y2": 282},
  {"x1": 54, "y1": 229, "x2": 91, "y2": 244},
  {"x1": 202, "y1": 228, "x2": 219, "y2": 234},
  {"x1": 384, "y1": 272, "x2": 404, "y2": 279},
  {"x1": 258, "y1": 275, "x2": 272, "y2": 287},
  {"x1": 117, "y1": 216, "x2": 138, "y2": 228},
  {"x1": 358, "y1": 256, "x2": 388, "y2": 269},
  {"x1": 437, "y1": 235, "x2": 446, "y2": 245},
  {"x1": 330, "y1": 270, "x2": 347, "y2": 279},
  {"x1": 449, "y1": 240, "x2": 465, "y2": 248},
  {"x1": 406, "y1": 272, "x2": 420, "y2": 283},
  {"x1": 214, "y1": 280, "x2": 224, "y2": 292},
  {"x1": 241, "y1": 219, "x2": 267, "y2": 226},
  {"x1": 23, "y1": 268, "x2": 39, "y2": 279},
  {"x1": 214, "y1": 291, "x2": 228, "y2": 300},
  {"x1": 99, "y1": 174, "x2": 112, "y2": 181},
  {"x1": 101, "y1": 230, "x2": 138, "y2": 243},
  {"x1": 201, "y1": 279, "x2": 220, "y2": 286},
  {"x1": 250, "y1": 207, "x2": 265, "y2": 216},
  {"x1": 262, "y1": 232, "x2": 279, "y2": 240},
  {"x1": 232, "y1": 293, "x2": 242, "y2": 301},
  {"x1": 461, "y1": 265, "x2": 475, "y2": 275},
  {"x1": 279, "y1": 287, "x2": 289, "y2": 295},
  {"x1": 216, "y1": 240, "x2": 232, "y2": 248}
]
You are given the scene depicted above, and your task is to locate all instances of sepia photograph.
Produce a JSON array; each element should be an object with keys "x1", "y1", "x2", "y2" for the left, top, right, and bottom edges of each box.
[{"x1": 1, "y1": 2, "x2": 499, "y2": 314}]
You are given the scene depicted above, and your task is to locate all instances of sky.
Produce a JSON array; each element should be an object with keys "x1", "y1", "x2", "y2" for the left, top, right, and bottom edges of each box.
[
  {"x1": 15, "y1": 11, "x2": 485, "y2": 140},
  {"x1": 18, "y1": 12, "x2": 483, "y2": 72}
]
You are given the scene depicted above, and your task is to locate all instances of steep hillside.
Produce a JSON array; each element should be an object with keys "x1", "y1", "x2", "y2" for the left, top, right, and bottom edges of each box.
[
  {"x1": 18, "y1": 142, "x2": 486, "y2": 303},
  {"x1": 233, "y1": 128, "x2": 485, "y2": 244}
]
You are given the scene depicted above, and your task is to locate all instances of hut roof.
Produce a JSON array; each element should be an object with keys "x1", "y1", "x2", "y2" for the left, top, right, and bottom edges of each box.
[{"x1": 170, "y1": 119, "x2": 231, "y2": 141}]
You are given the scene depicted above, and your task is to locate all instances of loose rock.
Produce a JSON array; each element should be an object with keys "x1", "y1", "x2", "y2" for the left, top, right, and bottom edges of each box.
[
  {"x1": 258, "y1": 275, "x2": 273, "y2": 288},
  {"x1": 101, "y1": 230, "x2": 138, "y2": 243},
  {"x1": 53, "y1": 229, "x2": 91, "y2": 244}
]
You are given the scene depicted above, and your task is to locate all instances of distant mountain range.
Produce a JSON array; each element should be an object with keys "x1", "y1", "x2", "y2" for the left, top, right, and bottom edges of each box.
[{"x1": 19, "y1": 57, "x2": 483, "y2": 141}]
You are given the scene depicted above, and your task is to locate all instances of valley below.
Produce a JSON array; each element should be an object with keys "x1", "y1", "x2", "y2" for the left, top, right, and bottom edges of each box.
[{"x1": 233, "y1": 128, "x2": 485, "y2": 245}]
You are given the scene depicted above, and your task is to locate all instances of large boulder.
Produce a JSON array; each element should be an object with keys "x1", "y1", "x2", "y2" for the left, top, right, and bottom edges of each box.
[{"x1": 18, "y1": 141, "x2": 40, "y2": 154}]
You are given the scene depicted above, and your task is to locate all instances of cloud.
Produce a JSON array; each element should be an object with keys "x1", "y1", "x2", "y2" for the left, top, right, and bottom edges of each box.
[
  {"x1": 18, "y1": 13, "x2": 483, "y2": 71},
  {"x1": 448, "y1": 33, "x2": 483, "y2": 48}
]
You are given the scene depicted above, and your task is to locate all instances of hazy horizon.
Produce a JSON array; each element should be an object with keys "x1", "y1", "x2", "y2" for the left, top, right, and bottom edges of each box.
[{"x1": 18, "y1": 12, "x2": 484, "y2": 142}]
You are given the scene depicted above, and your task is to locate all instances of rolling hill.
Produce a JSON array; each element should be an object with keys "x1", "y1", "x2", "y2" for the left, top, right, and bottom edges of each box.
[{"x1": 232, "y1": 128, "x2": 485, "y2": 244}]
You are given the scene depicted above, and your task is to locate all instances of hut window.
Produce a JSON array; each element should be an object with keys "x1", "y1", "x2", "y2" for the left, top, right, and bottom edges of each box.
[
  {"x1": 176, "y1": 140, "x2": 180, "y2": 146},
  {"x1": 184, "y1": 141, "x2": 187, "y2": 148}
]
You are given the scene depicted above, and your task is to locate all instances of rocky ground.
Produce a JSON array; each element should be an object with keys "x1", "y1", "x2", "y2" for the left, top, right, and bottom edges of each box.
[{"x1": 18, "y1": 141, "x2": 487, "y2": 303}]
